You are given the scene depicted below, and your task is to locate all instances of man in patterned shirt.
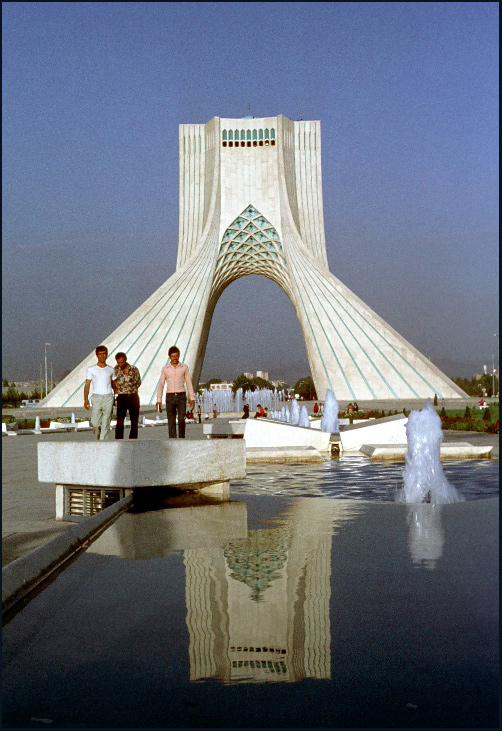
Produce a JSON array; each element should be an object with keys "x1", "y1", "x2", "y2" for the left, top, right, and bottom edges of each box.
[{"x1": 113, "y1": 352, "x2": 141, "y2": 439}]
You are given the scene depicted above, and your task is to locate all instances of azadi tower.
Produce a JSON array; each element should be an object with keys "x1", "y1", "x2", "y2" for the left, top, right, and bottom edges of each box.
[{"x1": 43, "y1": 115, "x2": 465, "y2": 406}]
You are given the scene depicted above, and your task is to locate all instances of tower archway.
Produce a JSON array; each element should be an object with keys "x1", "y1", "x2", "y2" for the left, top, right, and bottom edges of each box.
[{"x1": 43, "y1": 115, "x2": 466, "y2": 406}]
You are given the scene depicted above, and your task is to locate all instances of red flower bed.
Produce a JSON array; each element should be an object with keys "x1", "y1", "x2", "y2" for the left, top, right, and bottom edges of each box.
[{"x1": 440, "y1": 414, "x2": 498, "y2": 433}]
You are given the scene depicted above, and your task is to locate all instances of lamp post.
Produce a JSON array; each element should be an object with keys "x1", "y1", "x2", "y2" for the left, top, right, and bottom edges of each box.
[{"x1": 44, "y1": 343, "x2": 51, "y2": 398}]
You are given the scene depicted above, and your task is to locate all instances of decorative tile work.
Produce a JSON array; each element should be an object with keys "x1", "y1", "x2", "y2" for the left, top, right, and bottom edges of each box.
[{"x1": 212, "y1": 205, "x2": 290, "y2": 297}]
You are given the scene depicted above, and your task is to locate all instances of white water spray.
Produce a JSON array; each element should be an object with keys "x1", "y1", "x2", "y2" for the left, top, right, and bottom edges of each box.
[
  {"x1": 321, "y1": 389, "x2": 339, "y2": 433},
  {"x1": 290, "y1": 399, "x2": 300, "y2": 425},
  {"x1": 299, "y1": 405, "x2": 310, "y2": 428},
  {"x1": 396, "y1": 399, "x2": 463, "y2": 504}
]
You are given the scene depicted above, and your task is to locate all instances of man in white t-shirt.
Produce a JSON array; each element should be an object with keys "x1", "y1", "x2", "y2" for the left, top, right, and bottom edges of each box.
[{"x1": 84, "y1": 345, "x2": 116, "y2": 440}]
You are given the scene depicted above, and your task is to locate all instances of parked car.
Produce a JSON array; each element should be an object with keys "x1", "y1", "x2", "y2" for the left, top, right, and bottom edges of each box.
[{"x1": 20, "y1": 399, "x2": 41, "y2": 407}]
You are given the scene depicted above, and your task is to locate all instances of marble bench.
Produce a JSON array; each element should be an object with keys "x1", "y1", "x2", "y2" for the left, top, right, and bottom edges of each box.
[{"x1": 38, "y1": 439, "x2": 246, "y2": 519}]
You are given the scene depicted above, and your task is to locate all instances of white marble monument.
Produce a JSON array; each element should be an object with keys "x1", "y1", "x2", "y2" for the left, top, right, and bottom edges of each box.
[{"x1": 42, "y1": 115, "x2": 466, "y2": 405}]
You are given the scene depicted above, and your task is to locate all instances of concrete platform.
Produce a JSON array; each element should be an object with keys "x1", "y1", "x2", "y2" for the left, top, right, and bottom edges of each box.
[
  {"x1": 38, "y1": 439, "x2": 246, "y2": 489},
  {"x1": 360, "y1": 442, "x2": 494, "y2": 460},
  {"x1": 340, "y1": 413, "x2": 408, "y2": 451},
  {"x1": 242, "y1": 417, "x2": 332, "y2": 451},
  {"x1": 246, "y1": 446, "x2": 325, "y2": 462}
]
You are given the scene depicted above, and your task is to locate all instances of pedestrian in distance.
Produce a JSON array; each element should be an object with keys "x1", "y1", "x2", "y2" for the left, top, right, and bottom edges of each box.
[
  {"x1": 113, "y1": 352, "x2": 141, "y2": 439},
  {"x1": 84, "y1": 345, "x2": 116, "y2": 441},
  {"x1": 197, "y1": 404, "x2": 202, "y2": 424},
  {"x1": 155, "y1": 346, "x2": 195, "y2": 438}
]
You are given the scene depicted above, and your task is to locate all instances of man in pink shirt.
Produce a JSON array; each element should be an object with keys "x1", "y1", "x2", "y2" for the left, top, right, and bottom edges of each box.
[{"x1": 156, "y1": 346, "x2": 195, "y2": 438}]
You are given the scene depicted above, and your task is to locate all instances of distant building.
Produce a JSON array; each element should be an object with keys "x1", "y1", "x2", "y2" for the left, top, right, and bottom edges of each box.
[
  {"x1": 256, "y1": 371, "x2": 269, "y2": 381},
  {"x1": 243, "y1": 372, "x2": 254, "y2": 380},
  {"x1": 209, "y1": 382, "x2": 233, "y2": 391}
]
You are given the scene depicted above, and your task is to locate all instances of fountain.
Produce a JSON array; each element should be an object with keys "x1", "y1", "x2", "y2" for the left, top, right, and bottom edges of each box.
[
  {"x1": 197, "y1": 387, "x2": 286, "y2": 415},
  {"x1": 299, "y1": 405, "x2": 310, "y2": 428},
  {"x1": 396, "y1": 399, "x2": 463, "y2": 504},
  {"x1": 290, "y1": 398, "x2": 300, "y2": 425},
  {"x1": 34, "y1": 416, "x2": 42, "y2": 434},
  {"x1": 234, "y1": 388, "x2": 243, "y2": 412},
  {"x1": 321, "y1": 389, "x2": 339, "y2": 433},
  {"x1": 71, "y1": 412, "x2": 76, "y2": 424}
]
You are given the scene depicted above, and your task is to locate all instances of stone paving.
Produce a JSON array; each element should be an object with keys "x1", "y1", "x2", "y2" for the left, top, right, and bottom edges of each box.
[{"x1": 2, "y1": 409, "x2": 498, "y2": 567}]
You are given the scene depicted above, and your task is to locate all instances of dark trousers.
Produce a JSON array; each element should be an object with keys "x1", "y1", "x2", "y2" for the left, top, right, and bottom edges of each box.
[
  {"x1": 115, "y1": 393, "x2": 140, "y2": 439},
  {"x1": 166, "y1": 393, "x2": 186, "y2": 438}
]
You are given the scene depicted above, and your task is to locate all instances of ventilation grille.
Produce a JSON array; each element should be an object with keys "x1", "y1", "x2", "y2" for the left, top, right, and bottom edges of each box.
[{"x1": 65, "y1": 488, "x2": 124, "y2": 520}]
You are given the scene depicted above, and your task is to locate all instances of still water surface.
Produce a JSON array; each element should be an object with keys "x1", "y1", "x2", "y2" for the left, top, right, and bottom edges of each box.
[
  {"x1": 232, "y1": 454, "x2": 499, "y2": 501},
  {"x1": 2, "y1": 458, "x2": 498, "y2": 728}
]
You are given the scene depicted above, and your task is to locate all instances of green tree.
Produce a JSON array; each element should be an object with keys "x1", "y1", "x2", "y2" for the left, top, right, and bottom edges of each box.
[
  {"x1": 3, "y1": 386, "x2": 21, "y2": 406},
  {"x1": 452, "y1": 376, "x2": 478, "y2": 396},
  {"x1": 232, "y1": 374, "x2": 256, "y2": 395},
  {"x1": 253, "y1": 376, "x2": 275, "y2": 390},
  {"x1": 2, "y1": 379, "x2": 9, "y2": 387},
  {"x1": 452, "y1": 375, "x2": 499, "y2": 397},
  {"x1": 294, "y1": 376, "x2": 317, "y2": 400}
]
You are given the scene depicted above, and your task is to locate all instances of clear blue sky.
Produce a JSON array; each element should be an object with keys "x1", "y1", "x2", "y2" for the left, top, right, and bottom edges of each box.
[{"x1": 2, "y1": 1, "x2": 499, "y2": 384}]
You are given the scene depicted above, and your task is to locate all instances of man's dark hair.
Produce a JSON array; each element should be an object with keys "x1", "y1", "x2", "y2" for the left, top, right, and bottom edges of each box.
[
  {"x1": 168, "y1": 346, "x2": 180, "y2": 356},
  {"x1": 115, "y1": 352, "x2": 127, "y2": 361},
  {"x1": 95, "y1": 345, "x2": 108, "y2": 356}
]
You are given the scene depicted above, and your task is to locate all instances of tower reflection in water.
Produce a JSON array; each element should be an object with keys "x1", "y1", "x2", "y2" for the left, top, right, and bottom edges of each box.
[{"x1": 88, "y1": 496, "x2": 363, "y2": 684}]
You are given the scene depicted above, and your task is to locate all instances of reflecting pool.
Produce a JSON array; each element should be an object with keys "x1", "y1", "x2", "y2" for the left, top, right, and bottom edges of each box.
[
  {"x1": 2, "y1": 474, "x2": 498, "y2": 728},
  {"x1": 231, "y1": 455, "x2": 499, "y2": 501}
]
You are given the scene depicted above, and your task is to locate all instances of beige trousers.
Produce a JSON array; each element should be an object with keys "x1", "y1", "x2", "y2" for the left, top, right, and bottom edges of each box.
[{"x1": 90, "y1": 394, "x2": 114, "y2": 440}]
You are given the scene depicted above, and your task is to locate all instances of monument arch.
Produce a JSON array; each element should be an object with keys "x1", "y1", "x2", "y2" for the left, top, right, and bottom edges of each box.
[{"x1": 43, "y1": 115, "x2": 465, "y2": 406}]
